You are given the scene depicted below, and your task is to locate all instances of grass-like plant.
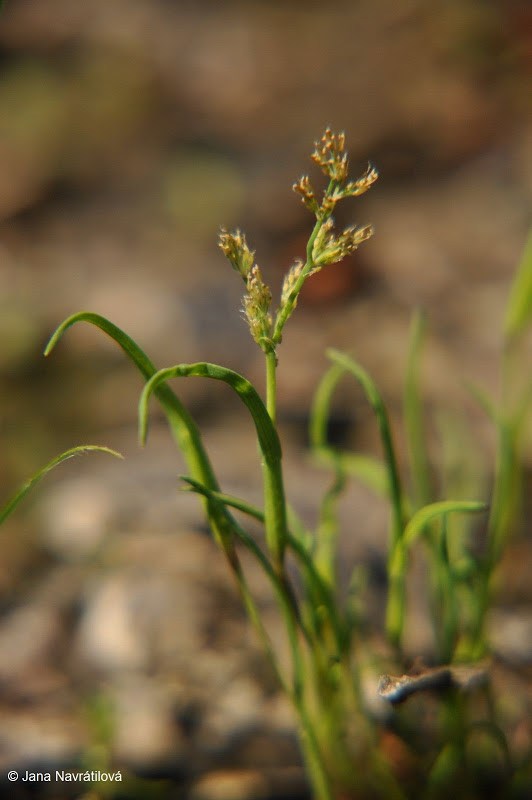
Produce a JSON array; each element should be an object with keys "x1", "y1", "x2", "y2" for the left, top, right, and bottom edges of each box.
[{"x1": 43, "y1": 131, "x2": 531, "y2": 799}]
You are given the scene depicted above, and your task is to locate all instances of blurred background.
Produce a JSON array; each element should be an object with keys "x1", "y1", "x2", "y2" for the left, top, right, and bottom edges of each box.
[{"x1": 0, "y1": 0, "x2": 530, "y2": 797}]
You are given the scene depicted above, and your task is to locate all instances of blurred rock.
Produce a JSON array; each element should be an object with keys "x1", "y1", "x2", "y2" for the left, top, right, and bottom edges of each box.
[
  {"x1": 112, "y1": 678, "x2": 188, "y2": 774},
  {"x1": 76, "y1": 573, "x2": 150, "y2": 673},
  {"x1": 0, "y1": 708, "x2": 84, "y2": 775},
  {"x1": 488, "y1": 608, "x2": 532, "y2": 666},
  {"x1": 39, "y1": 477, "x2": 114, "y2": 560},
  {"x1": 0, "y1": 605, "x2": 62, "y2": 682}
]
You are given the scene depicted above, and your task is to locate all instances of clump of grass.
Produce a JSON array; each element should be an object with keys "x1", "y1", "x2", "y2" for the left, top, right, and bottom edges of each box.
[{"x1": 43, "y1": 131, "x2": 531, "y2": 799}]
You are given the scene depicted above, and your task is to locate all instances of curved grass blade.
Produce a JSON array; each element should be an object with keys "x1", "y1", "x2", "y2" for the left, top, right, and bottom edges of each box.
[
  {"x1": 309, "y1": 361, "x2": 352, "y2": 586},
  {"x1": 309, "y1": 364, "x2": 388, "y2": 586},
  {"x1": 326, "y1": 349, "x2": 405, "y2": 547},
  {"x1": 403, "y1": 500, "x2": 487, "y2": 549},
  {"x1": 45, "y1": 312, "x2": 218, "y2": 487},
  {"x1": 139, "y1": 362, "x2": 281, "y2": 464},
  {"x1": 0, "y1": 445, "x2": 122, "y2": 526},
  {"x1": 139, "y1": 363, "x2": 287, "y2": 566},
  {"x1": 386, "y1": 499, "x2": 485, "y2": 650},
  {"x1": 310, "y1": 360, "x2": 390, "y2": 498},
  {"x1": 309, "y1": 361, "x2": 346, "y2": 452}
]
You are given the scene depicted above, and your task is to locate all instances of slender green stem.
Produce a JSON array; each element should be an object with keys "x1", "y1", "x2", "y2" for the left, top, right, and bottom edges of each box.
[
  {"x1": 262, "y1": 348, "x2": 288, "y2": 569},
  {"x1": 267, "y1": 261, "x2": 337, "y2": 797}
]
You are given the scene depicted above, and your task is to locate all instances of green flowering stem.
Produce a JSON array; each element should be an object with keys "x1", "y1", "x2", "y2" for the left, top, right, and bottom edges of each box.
[{"x1": 272, "y1": 190, "x2": 333, "y2": 346}]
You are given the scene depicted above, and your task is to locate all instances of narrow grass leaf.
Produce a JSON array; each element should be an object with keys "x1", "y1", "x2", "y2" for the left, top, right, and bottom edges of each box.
[
  {"x1": 0, "y1": 445, "x2": 122, "y2": 525},
  {"x1": 45, "y1": 313, "x2": 217, "y2": 482}
]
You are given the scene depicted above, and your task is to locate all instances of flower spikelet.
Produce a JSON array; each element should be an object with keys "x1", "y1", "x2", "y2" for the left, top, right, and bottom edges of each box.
[
  {"x1": 219, "y1": 228, "x2": 255, "y2": 281},
  {"x1": 243, "y1": 264, "x2": 273, "y2": 349},
  {"x1": 293, "y1": 176, "x2": 319, "y2": 213},
  {"x1": 280, "y1": 260, "x2": 304, "y2": 309},
  {"x1": 312, "y1": 221, "x2": 374, "y2": 267},
  {"x1": 339, "y1": 164, "x2": 379, "y2": 199}
]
